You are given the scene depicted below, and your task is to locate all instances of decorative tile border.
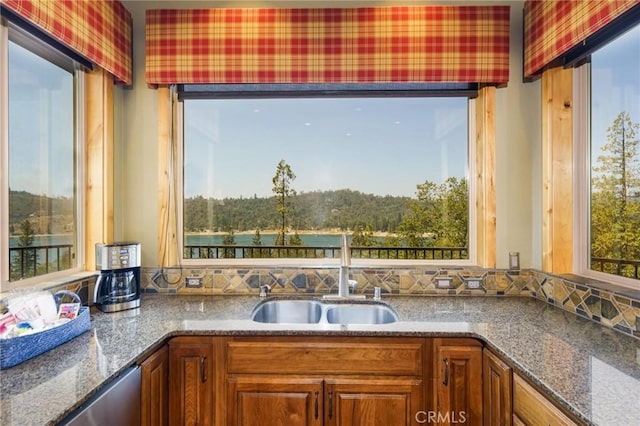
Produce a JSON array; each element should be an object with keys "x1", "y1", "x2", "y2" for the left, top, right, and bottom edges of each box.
[
  {"x1": 140, "y1": 266, "x2": 532, "y2": 298},
  {"x1": 530, "y1": 271, "x2": 640, "y2": 338}
]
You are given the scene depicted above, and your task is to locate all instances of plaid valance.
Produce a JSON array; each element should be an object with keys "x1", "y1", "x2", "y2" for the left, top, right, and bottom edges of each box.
[
  {"x1": 1, "y1": 0, "x2": 133, "y2": 85},
  {"x1": 524, "y1": 0, "x2": 639, "y2": 78},
  {"x1": 146, "y1": 6, "x2": 510, "y2": 85}
]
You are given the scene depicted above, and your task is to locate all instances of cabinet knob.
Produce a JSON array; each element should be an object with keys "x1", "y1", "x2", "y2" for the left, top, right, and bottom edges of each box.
[
  {"x1": 314, "y1": 391, "x2": 319, "y2": 419},
  {"x1": 328, "y1": 390, "x2": 333, "y2": 419}
]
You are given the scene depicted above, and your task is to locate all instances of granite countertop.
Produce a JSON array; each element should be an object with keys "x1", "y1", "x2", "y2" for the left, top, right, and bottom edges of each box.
[{"x1": 1, "y1": 294, "x2": 639, "y2": 425}]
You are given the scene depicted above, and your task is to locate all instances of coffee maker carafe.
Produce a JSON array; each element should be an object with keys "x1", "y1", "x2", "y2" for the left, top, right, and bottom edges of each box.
[{"x1": 94, "y1": 242, "x2": 141, "y2": 312}]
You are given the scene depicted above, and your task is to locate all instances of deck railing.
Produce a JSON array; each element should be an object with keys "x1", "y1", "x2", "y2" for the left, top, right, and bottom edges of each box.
[
  {"x1": 590, "y1": 257, "x2": 640, "y2": 280},
  {"x1": 8, "y1": 244, "x2": 73, "y2": 280},
  {"x1": 8, "y1": 243, "x2": 639, "y2": 281},
  {"x1": 184, "y1": 244, "x2": 469, "y2": 260}
]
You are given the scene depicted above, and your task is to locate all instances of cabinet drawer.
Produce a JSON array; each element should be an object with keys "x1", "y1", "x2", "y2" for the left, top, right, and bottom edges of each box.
[
  {"x1": 513, "y1": 374, "x2": 578, "y2": 426},
  {"x1": 227, "y1": 337, "x2": 424, "y2": 376}
]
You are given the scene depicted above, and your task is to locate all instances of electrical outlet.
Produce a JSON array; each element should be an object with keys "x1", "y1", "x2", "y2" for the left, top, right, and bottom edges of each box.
[
  {"x1": 466, "y1": 279, "x2": 481, "y2": 289},
  {"x1": 186, "y1": 276, "x2": 203, "y2": 288},
  {"x1": 436, "y1": 278, "x2": 452, "y2": 289}
]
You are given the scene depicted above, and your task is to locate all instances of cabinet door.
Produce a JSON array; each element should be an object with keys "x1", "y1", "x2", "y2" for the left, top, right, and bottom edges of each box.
[
  {"x1": 227, "y1": 376, "x2": 323, "y2": 426},
  {"x1": 513, "y1": 374, "x2": 578, "y2": 426},
  {"x1": 434, "y1": 340, "x2": 483, "y2": 425},
  {"x1": 169, "y1": 338, "x2": 215, "y2": 426},
  {"x1": 141, "y1": 345, "x2": 169, "y2": 426},
  {"x1": 325, "y1": 377, "x2": 423, "y2": 426},
  {"x1": 483, "y1": 348, "x2": 512, "y2": 426}
]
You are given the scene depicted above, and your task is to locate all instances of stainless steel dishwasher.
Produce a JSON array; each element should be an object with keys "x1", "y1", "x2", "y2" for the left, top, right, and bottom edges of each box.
[{"x1": 59, "y1": 366, "x2": 141, "y2": 426}]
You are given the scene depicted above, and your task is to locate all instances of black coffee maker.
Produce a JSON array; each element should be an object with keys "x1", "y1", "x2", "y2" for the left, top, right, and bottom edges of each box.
[{"x1": 94, "y1": 242, "x2": 141, "y2": 312}]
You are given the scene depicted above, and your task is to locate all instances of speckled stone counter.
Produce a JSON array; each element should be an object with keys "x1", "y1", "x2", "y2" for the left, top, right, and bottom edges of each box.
[{"x1": 0, "y1": 294, "x2": 638, "y2": 425}]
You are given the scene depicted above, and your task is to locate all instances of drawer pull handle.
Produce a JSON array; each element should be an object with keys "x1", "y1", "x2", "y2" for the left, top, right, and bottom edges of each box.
[
  {"x1": 442, "y1": 357, "x2": 449, "y2": 386},
  {"x1": 314, "y1": 391, "x2": 319, "y2": 419},
  {"x1": 328, "y1": 390, "x2": 333, "y2": 419},
  {"x1": 201, "y1": 356, "x2": 207, "y2": 383}
]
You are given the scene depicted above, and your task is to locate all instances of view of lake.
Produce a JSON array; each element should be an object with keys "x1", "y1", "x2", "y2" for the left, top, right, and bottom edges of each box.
[
  {"x1": 8, "y1": 235, "x2": 73, "y2": 248},
  {"x1": 185, "y1": 233, "x2": 365, "y2": 247},
  {"x1": 9, "y1": 233, "x2": 364, "y2": 248}
]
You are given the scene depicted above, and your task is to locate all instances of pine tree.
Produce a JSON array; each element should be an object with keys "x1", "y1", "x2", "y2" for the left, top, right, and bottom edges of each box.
[
  {"x1": 398, "y1": 178, "x2": 468, "y2": 250},
  {"x1": 591, "y1": 112, "x2": 640, "y2": 276},
  {"x1": 252, "y1": 229, "x2": 262, "y2": 246},
  {"x1": 11, "y1": 219, "x2": 36, "y2": 279},
  {"x1": 222, "y1": 229, "x2": 236, "y2": 258},
  {"x1": 272, "y1": 160, "x2": 296, "y2": 245},
  {"x1": 288, "y1": 231, "x2": 303, "y2": 246}
]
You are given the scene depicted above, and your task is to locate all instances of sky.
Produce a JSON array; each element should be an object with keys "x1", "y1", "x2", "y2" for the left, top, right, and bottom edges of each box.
[
  {"x1": 8, "y1": 41, "x2": 75, "y2": 198},
  {"x1": 591, "y1": 25, "x2": 640, "y2": 158},
  {"x1": 184, "y1": 96, "x2": 468, "y2": 199}
]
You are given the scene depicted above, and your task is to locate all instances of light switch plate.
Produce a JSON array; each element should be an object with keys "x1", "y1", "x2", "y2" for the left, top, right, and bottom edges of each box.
[
  {"x1": 466, "y1": 279, "x2": 481, "y2": 289},
  {"x1": 436, "y1": 278, "x2": 453, "y2": 289},
  {"x1": 186, "y1": 276, "x2": 203, "y2": 288}
]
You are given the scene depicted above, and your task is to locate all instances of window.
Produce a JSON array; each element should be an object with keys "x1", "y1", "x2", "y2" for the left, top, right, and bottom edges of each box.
[
  {"x1": 1, "y1": 22, "x2": 84, "y2": 288},
  {"x1": 180, "y1": 87, "x2": 474, "y2": 265},
  {"x1": 577, "y1": 23, "x2": 640, "y2": 286}
]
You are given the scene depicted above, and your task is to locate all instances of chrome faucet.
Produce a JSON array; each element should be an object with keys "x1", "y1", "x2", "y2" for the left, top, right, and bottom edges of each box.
[
  {"x1": 324, "y1": 233, "x2": 364, "y2": 299},
  {"x1": 337, "y1": 233, "x2": 351, "y2": 297}
]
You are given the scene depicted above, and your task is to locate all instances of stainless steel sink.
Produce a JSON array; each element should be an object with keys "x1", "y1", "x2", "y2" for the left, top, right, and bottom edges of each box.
[
  {"x1": 251, "y1": 299, "x2": 323, "y2": 323},
  {"x1": 325, "y1": 304, "x2": 399, "y2": 324},
  {"x1": 251, "y1": 299, "x2": 399, "y2": 324}
]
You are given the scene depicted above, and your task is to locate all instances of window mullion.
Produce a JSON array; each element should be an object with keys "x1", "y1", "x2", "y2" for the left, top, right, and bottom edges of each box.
[{"x1": 1, "y1": 20, "x2": 9, "y2": 285}]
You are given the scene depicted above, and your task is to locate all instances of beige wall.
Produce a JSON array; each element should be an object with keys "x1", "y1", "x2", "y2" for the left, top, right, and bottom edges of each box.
[{"x1": 115, "y1": 1, "x2": 541, "y2": 269}]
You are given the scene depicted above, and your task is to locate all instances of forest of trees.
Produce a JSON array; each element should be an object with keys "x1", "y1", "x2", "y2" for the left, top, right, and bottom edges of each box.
[
  {"x1": 184, "y1": 157, "x2": 470, "y2": 249},
  {"x1": 184, "y1": 189, "x2": 411, "y2": 236},
  {"x1": 591, "y1": 112, "x2": 640, "y2": 278},
  {"x1": 8, "y1": 191, "x2": 73, "y2": 280}
]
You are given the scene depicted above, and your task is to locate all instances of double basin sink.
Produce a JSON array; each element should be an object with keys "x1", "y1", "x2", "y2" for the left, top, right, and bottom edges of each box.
[{"x1": 251, "y1": 298, "x2": 399, "y2": 325}]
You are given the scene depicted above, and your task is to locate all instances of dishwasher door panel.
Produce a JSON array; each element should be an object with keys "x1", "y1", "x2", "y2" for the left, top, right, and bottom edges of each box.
[{"x1": 60, "y1": 366, "x2": 141, "y2": 426}]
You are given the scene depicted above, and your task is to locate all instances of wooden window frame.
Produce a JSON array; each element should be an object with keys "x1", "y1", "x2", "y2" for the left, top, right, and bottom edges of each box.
[{"x1": 157, "y1": 87, "x2": 496, "y2": 268}]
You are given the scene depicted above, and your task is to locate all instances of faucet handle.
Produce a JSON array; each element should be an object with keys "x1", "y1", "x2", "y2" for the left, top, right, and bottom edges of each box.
[
  {"x1": 259, "y1": 285, "x2": 271, "y2": 298},
  {"x1": 348, "y1": 279, "x2": 358, "y2": 294},
  {"x1": 373, "y1": 287, "x2": 381, "y2": 301}
]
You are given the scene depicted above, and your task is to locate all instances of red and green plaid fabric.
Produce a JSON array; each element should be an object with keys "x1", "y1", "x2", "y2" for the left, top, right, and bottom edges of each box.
[
  {"x1": 146, "y1": 6, "x2": 510, "y2": 85},
  {"x1": 524, "y1": 0, "x2": 639, "y2": 78},
  {"x1": 1, "y1": 0, "x2": 133, "y2": 85}
]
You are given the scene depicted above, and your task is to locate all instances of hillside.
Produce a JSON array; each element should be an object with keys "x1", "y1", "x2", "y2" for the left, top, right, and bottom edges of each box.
[
  {"x1": 8, "y1": 190, "x2": 73, "y2": 235},
  {"x1": 184, "y1": 189, "x2": 411, "y2": 233}
]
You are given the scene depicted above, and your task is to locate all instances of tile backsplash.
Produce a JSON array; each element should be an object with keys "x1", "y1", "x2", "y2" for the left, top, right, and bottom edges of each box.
[
  {"x1": 140, "y1": 266, "x2": 533, "y2": 297},
  {"x1": 529, "y1": 271, "x2": 640, "y2": 338}
]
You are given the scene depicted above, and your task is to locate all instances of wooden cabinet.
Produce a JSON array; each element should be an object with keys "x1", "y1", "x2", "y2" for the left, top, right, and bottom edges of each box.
[
  {"x1": 228, "y1": 376, "x2": 323, "y2": 426},
  {"x1": 155, "y1": 333, "x2": 580, "y2": 426},
  {"x1": 483, "y1": 348, "x2": 513, "y2": 426},
  {"x1": 513, "y1": 374, "x2": 578, "y2": 426},
  {"x1": 169, "y1": 337, "x2": 215, "y2": 426},
  {"x1": 433, "y1": 338, "x2": 483, "y2": 425},
  {"x1": 140, "y1": 344, "x2": 169, "y2": 426},
  {"x1": 226, "y1": 336, "x2": 425, "y2": 426},
  {"x1": 326, "y1": 377, "x2": 422, "y2": 426}
]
